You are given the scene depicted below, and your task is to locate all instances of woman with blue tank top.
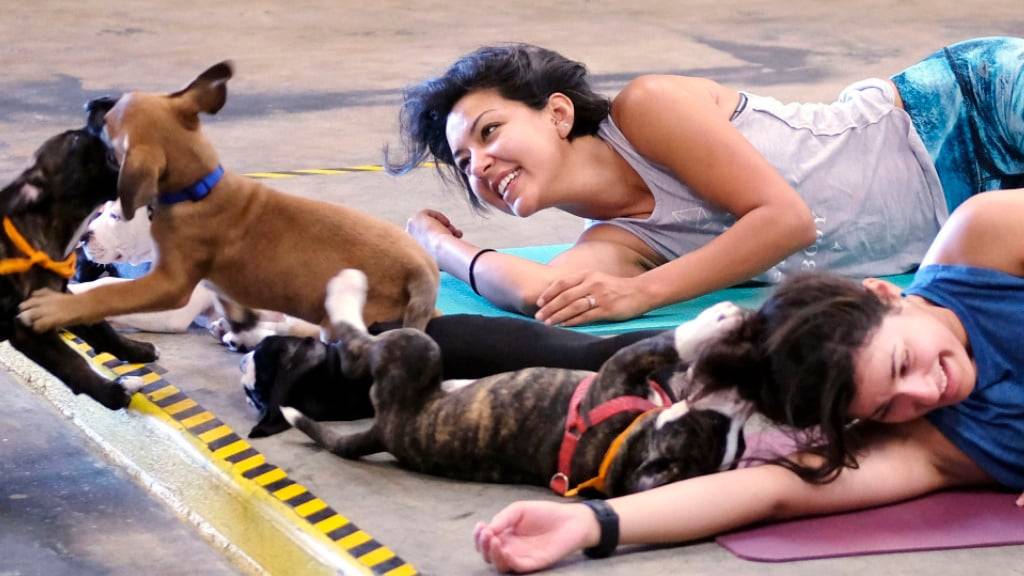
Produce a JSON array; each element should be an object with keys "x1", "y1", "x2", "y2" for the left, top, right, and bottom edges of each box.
[
  {"x1": 471, "y1": 188, "x2": 1024, "y2": 574},
  {"x1": 391, "y1": 37, "x2": 1024, "y2": 326}
]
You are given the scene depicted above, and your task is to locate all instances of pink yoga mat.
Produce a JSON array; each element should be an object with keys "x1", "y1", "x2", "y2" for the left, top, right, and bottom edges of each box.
[
  {"x1": 718, "y1": 430, "x2": 1023, "y2": 561},
  {"x1": 716, "y1": 490, "x2": 1024, "y2": 561}
]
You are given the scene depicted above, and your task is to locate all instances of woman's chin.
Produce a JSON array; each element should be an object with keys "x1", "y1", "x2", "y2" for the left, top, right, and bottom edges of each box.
[{"x1": 510, "y1": 199, "x2": 536, "y2": 218}]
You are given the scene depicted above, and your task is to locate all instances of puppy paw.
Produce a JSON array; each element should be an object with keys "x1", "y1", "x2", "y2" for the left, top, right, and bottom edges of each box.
[
  {"x1": 118, "y1": 375, "x2": 147, "y2": 394},
  {"x1": 325, "y1": 269, "x2": 368, "y2": 332},
  {"x1": 95, "y1": 375, "x2": 145, "y2": 410},
  {"x1": 119, "y1": 338, "x2": 159, "y2": 363},
  {"x1": 279, "y1": 406, "x2": 303, "y2": 426},
  {"x1": 674, "y1": 301, "x2": 744, "y2": 362},
  {"x1": 208, "y1": 317, "x2": 230, "y2": 340},
  {"x1": 223, "y1": 326, "x2": 275, "y2": 353}
]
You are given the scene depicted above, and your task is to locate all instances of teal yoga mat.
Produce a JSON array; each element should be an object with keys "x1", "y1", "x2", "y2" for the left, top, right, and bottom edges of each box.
[{"x1": 435, "y1": 244, "x2": 917, "y2": 336}]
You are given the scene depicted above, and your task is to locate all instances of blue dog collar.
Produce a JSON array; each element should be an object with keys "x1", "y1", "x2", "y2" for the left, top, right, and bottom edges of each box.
[{"x1": 159, "y1": 165, "x2": 224, "y2": 205}]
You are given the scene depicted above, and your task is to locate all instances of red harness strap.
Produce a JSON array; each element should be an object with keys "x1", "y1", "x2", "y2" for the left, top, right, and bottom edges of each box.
[{"x1": 549, "y1": 374, "x2": 672, "y2": 495}]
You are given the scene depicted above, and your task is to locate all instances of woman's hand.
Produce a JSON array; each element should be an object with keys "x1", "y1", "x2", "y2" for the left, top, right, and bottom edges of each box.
[
  {"x1": 474, "y1": 501, "x2": 598, "y2": 573},
  {"x1": 405, "y1": 209, "x2": 463, "y2": 260},
  {"x1": 1016, "y1": 491, "x2": 1023, "y2": 508},
  {"x1": 535, "y1": 271, "x2": 651, "y2": 326}
]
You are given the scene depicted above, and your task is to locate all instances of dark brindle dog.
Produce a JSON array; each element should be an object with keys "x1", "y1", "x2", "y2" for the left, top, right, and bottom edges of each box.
[
  {"x1": 3, "y1": 102, "x2": 157, "y2": 409},
  {"x1": 241, "y1": 315, "x2": 662, "y2": 438},
  {"x1": 283, "y1": 270, "x2": 751, "y2": 497}
]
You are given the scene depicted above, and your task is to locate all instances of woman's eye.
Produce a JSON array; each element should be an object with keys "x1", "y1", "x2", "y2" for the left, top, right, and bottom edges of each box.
[
  {"x1": 900, "y1": 349, "x2": 910, "y2": 376},
  {"x1": 481, "y1": 124, "x2": 498, "y2": 139}
]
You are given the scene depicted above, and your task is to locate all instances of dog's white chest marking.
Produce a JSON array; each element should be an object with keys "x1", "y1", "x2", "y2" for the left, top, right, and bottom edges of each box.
[
  {"x1": 440, "y1": 379, "x2": 475, "y2": 393},
  {"x1": 655, "y1": 400, "x2": 691, "y2": 428},
  {"x1": 688, "y1": 389, "x2": 751, "y2": 471}
]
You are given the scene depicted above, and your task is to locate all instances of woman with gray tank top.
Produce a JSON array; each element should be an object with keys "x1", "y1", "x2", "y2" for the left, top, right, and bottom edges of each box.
[{"x1": 390, "y1": 37, "x2": 1024, "y2": 327}]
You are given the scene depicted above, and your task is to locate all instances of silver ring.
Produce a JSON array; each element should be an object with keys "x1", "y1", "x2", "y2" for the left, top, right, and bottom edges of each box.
[{"x1": 586, "y1": 295, "x2": 597, "y2": 309}]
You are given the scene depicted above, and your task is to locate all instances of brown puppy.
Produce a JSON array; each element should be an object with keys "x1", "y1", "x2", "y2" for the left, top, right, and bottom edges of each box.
[{"x1": 18, "y1": 63, "x2": 438, "y2": 334}]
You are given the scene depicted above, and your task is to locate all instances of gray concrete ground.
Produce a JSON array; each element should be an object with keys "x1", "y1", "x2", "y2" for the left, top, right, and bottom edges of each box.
[
  {"x1": 1, "y1": 1, "x2": 1023, "y2": 575},
  {"x1": 0, "y1": 371, "x2": 241, "y2": 576}
]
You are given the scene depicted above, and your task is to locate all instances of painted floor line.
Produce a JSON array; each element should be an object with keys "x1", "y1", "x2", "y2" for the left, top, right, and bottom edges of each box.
[
  {"x1": 57, "y1": 330, "x2": 418, "y2": 576},
  {"x1": 244, "y1": 161, "x2": 436, "y2": 180}
]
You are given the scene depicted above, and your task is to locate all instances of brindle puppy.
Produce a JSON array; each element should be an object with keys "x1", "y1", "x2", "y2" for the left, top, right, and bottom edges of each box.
[
  {"x1": 241, "y1": 315, "x2": 661, "y2": 438},
  {"x1": 4, "y1": 101, "x2": 157, "y2": 409},
  {"x1": 283, "y1": 270, "x2": 750, "y2": 496}
]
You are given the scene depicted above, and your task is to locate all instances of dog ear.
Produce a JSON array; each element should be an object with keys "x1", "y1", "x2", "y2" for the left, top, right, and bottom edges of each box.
[
  {"x1": 1, "y1": 180, "x2": 45, "y2": 214},
  {"x1": 172, "y1": 61, "x2": 233, "y2": 116},
  {"x1": 118, "y1": 144, "x2": 165, "y2": 221}
]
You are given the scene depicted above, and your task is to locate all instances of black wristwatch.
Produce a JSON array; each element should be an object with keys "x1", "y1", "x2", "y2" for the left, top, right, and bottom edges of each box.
[{"x1": 580, "y1": 499, "x2": 619, "y2": 558}]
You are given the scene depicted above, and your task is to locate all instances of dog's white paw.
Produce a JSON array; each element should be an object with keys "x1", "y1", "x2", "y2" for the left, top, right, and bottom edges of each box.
[
  {"x1": 279, "y1": 406, "x2": 302, "y2": 426},
  {"x1": 223, "y1": 326, "x2": 275, "y2": 353},
  {"x1": 674, "y1": 301, "x2": 744, "y2": 362},
  {"x1": 209, "y1": 317, "x2": 231, "y2": 340},
  {"x1": 118, "y1": 376, "x2": 147, "y2": 395},
  {"x1": 325, "y1": 269, "x2": 368, "y2": 332}
]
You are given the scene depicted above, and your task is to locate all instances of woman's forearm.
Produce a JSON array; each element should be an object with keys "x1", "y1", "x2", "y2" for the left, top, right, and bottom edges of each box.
[
  {"x1": 433, "y1": 234, "x2": 556, "y2": 314},
  {"x1": 639, "y1": 205, "x2": 814, "y2": 309},
  {"x1": 605, "y1": 464, "x2": 794, "y2": 547}
]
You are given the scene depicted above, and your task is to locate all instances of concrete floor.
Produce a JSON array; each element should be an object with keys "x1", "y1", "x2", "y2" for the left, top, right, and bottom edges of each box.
[{"x1": 1, "y1": 1, "x2": 1023, "y2": 575}]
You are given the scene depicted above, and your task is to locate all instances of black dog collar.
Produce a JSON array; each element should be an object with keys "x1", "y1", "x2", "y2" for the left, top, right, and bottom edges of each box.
[
  {"x1": 580, "y1": 499, "x2": 619, "y2": 559},
  {"x1": 160, "y1": 165, "x2": 224, "y2": 205}
]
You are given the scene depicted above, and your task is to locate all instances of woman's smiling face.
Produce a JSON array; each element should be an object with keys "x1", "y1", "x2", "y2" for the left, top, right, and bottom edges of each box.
[
  {"x1": 446, "y1": 89, "x2": 571, "y2": 218},
  {"x1": 850, "y1": 303, "x2": 977, "y2": 423}
]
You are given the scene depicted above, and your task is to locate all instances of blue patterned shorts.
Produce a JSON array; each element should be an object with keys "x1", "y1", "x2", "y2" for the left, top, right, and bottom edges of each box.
[{"x1": 892, "y1": 37, "x2": 1024, "y2": 211}]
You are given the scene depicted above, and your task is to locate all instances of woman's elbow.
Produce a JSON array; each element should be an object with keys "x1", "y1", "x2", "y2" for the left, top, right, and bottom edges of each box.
[{"x1": 781, "y1": 201, "x2": 817, "y2": 250}]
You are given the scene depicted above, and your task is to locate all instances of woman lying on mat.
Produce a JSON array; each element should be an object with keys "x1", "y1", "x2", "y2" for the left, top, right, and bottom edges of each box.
[
  {"x1": 472, "y1": 189, "x2": 1024, "y2": 572},
  {"x1": 391, "y1": 37, "x2": 1024, "y2": 326}
]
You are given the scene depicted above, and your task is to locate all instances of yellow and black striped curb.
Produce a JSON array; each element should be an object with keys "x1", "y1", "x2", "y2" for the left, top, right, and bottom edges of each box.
[
  {"x1": 245, "y1": 162, "x2": 435, "y2": 180},
  {"x1": 60, "y1": 330, "x2": 417, "y2": 576}
]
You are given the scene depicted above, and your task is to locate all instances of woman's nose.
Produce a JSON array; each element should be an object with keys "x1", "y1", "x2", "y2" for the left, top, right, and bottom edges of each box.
[
  {"x1": 904, "y1": 372, "x2": 943, "y2": 406},
  {"x1": 469, "y1": 151, "x2": 492, "y2": 178}
]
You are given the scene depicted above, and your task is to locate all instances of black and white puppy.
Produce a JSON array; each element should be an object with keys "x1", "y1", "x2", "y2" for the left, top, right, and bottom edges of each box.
[
  {"x1": 4, "y1": 101, "x2": 157, "y2": 409},
  {"x1": 241, "y1": 315, "x2": 662, "y2": 438},
  {"x1": 281, "y1": 270, "x2": 751, "y2": 496}
]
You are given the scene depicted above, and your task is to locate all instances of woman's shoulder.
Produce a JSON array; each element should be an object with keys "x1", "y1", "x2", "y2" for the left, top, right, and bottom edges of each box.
[
  {"x1": 611, "y1": 75, "x2": 739, "y2": 125},
  {"x1": 923, "y1": 190, "x2": 1024, "y2": 276}
]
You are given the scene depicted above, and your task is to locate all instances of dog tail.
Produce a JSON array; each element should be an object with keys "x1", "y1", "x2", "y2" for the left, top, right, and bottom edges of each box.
[
  {"x1": 401, "y1": 268, "x2": 439, "y2": 331},
  {"x1": 280, "y1": 407, "x2": 383, "y2": 458}
]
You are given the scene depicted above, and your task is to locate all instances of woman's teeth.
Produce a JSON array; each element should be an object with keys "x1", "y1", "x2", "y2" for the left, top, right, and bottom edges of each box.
[{"x1": 498, "y1": 169, "x2": 520, "y2": 198}]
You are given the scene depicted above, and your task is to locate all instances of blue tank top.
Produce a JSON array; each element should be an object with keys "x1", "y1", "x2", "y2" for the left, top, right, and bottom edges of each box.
[{"x1": 906, "y1": 265, "x2": 1024, "y2": 490}]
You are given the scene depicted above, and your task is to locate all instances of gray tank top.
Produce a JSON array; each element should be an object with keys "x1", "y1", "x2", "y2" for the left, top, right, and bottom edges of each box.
[{"x1": 592, "y1": 78, "x2": 947, "y2": 281}]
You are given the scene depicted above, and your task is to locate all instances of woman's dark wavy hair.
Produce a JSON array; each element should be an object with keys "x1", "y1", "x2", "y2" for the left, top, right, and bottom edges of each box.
[
  {"x1": 384, "y1": 43, "x2": 611, "y2": 209},
  {"x1": 693, "y1": 273, "x2": 892, "y2": 483}
]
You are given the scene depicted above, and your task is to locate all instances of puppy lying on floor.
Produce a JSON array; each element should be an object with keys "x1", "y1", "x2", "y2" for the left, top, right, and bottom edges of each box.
[
  {"x1": 282, "y1": 270, "x2": 751, "y2": 497},
  {"x1": 1, "y1": 101, "x2": 157, "y2": 409},
  {"x1": 241, "y1": 315, "x2": 662, "y2": 437},
  {"x1": 70, "y1": 200, "x2": 312, "y2": 350}
]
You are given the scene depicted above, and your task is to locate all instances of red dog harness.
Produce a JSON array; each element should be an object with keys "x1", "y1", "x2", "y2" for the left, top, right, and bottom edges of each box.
[{"x1": 549, "y1": 373, "x2": 672, "y2": 496}]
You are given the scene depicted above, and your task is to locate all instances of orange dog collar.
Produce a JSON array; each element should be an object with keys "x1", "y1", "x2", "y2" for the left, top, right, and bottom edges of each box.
[{"x1": 0, "y1": 216, "x2": 77, "y2": 279}]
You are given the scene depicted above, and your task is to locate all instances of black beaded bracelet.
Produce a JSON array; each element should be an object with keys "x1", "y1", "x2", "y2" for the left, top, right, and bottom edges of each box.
[
  {"x1": 580, "y1": 499, "x2": 619, "y2": 559},
  {"x1": 468, "y1": 248, "x2": 496, "y2": 296}
]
